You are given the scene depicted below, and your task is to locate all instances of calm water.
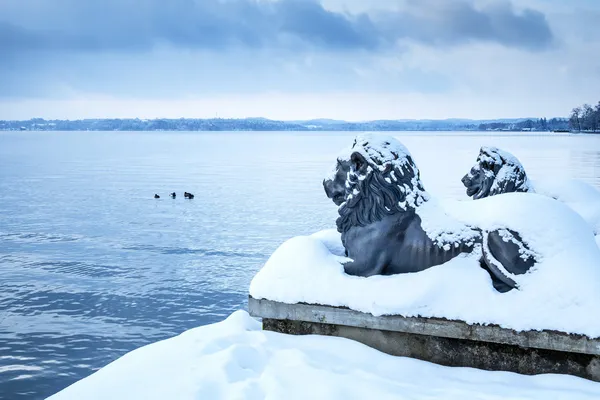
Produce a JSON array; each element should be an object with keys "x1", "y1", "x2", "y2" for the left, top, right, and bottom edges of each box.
[{"x1": 1, "y1": 131, "x2": 599, "y2": 399}]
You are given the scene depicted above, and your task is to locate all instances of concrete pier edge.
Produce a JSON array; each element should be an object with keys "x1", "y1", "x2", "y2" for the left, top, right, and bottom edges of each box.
[{"x1": 248, "y1": 296, "x2": 600, "y2": 381}]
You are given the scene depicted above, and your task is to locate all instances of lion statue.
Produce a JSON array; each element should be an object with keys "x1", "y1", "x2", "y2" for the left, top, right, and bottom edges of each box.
[
  {"x1": 462, "y1": 146, "x2": 600, "y2": 238},
  {"x1": 461, "y1": 146, "x2": 532, "y2": 199},
  {"x1": 323, "y1": 134, "x2": 541, "y2": 293}
]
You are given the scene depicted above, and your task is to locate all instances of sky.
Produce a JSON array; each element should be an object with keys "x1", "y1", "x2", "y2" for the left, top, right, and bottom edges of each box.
[{"x1": 1, "y1": 0, "x2": 600, "y2": 121}]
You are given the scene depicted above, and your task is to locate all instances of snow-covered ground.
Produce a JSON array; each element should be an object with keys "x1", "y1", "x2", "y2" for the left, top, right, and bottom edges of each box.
[{"x1": 50, "y1": 310, "x2": 600, "y2": 400}]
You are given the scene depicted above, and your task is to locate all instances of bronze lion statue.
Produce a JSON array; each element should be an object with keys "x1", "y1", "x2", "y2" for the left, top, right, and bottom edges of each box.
[
  {"x1": 323, "y1": 134, "x2": 537, "y2": 292},
  {"x1": 461, "y1": 146, "x2": 532, "y2": 200}
]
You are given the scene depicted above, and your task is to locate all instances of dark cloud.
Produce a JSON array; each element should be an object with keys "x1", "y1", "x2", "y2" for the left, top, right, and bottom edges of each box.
[
  {"x1": 0, "y1": 0, "x2": 553, "y2": 56},
  {"x1": 379, "y1": 0, "x2": 554, "y2": 51},
  {"x1": 0, "y1": 0, "x2": 384, "y2": 54}
]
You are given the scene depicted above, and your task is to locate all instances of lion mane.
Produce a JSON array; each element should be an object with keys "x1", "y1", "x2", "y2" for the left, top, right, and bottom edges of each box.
[
  {"x1": 336, "y1": 135, "x2": 429, "y2": 233},
  {"x1": 462, "y1": 146, "x2": 532, "y2": 199}
]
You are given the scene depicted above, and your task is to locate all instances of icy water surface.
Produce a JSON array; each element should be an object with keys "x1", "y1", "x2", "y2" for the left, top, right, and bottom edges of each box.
[{"x1": 1, "y1": 131, "x2": 599, "y2": 399}]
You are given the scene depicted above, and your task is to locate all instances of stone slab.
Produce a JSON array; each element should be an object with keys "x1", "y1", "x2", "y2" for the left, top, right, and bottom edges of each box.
[{"x1": 248, "y1": 296, "x2": 600, "y2": 381}]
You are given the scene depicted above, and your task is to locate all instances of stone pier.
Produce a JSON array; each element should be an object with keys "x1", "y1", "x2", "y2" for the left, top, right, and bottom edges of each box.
[{"x1": 248, "y1": 296, "x2": 600, "y2": 382}]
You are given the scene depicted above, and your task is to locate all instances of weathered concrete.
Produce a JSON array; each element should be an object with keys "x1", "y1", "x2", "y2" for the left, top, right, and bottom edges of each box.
[{"x1": 249, "y1": 297, "x2": 600, "y2": 381}]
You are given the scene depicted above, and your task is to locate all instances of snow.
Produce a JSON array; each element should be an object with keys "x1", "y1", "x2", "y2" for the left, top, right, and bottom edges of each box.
[
  {"x1": 49, "y1": 310, "x2": 600, "y2": 400},
  {"x1": 325, "y1": 133, "x2": 421, "y2": 186},
  {"x1": 480, "y1": 146, "x2": 525, "y2": 169},
  {"x1": 309, "y1": 228, "x2": 346, "y2": 256},
  {"x1": 347, "y1": 134, "x2": 414, "y2": 172},
  {"x1": 338, "y1": 133, "x2": 430, "y2": 210},
  {"x1": 251, "y1": 193, "x2": 600, "y2": 337},
  {"x1": 533, "y1": 178, "x2": 600, "y2": 235},
  {"x1": 416, "y1": 198, "x2": 480, "y2": 248}
]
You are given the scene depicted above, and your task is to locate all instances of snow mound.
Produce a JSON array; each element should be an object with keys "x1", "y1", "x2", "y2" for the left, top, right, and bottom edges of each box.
[
  {"x1": 251, "y1": 193, "x2": 600, "y2": 337},
  {"x1": 533, "y1": 178, "x2": 600, "y2": 235},
  {"x1": 309, "y1": 228, "x2": 345, "y2": 256},
  {"x1": 49, "y1": 310, "x2": 600, "y2": 400}
]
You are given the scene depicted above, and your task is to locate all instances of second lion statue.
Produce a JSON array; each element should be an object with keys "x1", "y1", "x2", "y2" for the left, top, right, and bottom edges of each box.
[
  {"x1": 461, "y1": 146, "x2": 532, "y2": 199},
  {"x1": 323, "y1": 134, "x2": 538, "y2": 293}
]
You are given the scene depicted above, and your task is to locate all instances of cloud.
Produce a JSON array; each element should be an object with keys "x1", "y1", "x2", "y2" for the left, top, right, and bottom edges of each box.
[
  {"x1": 0, "y1": 0, "x2": 385, "y2": 54},
  {"x1": 5, "y1": 0, "x2": 600, "y2": 121},
  {"x1": 380, "y1": 0, "x2": 554, "y2": 51},
  {"x1": 0, "y1": 0, "x2": 553, "y2": 56}
]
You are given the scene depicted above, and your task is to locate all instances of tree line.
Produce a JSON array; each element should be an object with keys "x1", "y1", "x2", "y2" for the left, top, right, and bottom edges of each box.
[
  {"x1": 0, "y1": 111, "x2": 595, "y2": 133},
  {"x1": 476, "y1": 118, "x2": 568, "y2": 132},
  {"x1": 570, "y1": 102, "x2": 600, "y2": 132}
]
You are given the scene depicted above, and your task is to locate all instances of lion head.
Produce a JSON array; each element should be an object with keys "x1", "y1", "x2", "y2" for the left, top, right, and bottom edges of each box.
[
  {"x1": 323, "y1": 158, "x2": 351, "y2": 206},
  {"x1": 323, "y1": 134, "x2": 429, "y2": 232},
  {"x1": 461, "y1": 146, "x2": 532, "y2": 200}
]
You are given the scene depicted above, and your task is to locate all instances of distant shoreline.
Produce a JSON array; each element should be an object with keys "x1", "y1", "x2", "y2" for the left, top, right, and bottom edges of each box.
[
  {"x1": 1, "y1": 129, "x2": 580, "y2": 134},
  {"x1": 1, "y1": 116, "x2": 585, "y2": 133}
]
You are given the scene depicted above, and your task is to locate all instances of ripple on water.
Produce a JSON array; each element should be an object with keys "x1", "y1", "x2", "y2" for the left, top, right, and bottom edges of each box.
[
  {"x1": 0, "y1": 232, "x2": 85, "y2": 243},
  {"x1": 121, "y1": 244, "x2": 266, "y2": 258}
]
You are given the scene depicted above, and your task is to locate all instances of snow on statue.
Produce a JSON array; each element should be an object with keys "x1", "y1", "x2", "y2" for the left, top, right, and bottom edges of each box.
[{"x1": 250, "y1": 133, "x2": 600, "y2": 336}]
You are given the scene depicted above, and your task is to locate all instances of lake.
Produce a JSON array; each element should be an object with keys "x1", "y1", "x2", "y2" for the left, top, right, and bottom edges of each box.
[{"x1": 1, "y1": 131, "x2": 599, "y2": 399}]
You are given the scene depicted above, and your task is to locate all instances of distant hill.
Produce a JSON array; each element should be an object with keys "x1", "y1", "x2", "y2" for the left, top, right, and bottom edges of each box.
[{"x1": 0, "y1": 117, "x2": 570, "y2": 132}]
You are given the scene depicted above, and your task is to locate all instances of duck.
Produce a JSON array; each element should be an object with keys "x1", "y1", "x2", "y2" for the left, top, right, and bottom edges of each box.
[
  {"x1": 184, "y1": 192, "x2": 195, "y2": 199},
  {"x1": 154, "y1": 194, "x2": 160, "y2": 199},
  {"x1": 170, "y1": 192, "x2": 176, "y2": 199}
]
